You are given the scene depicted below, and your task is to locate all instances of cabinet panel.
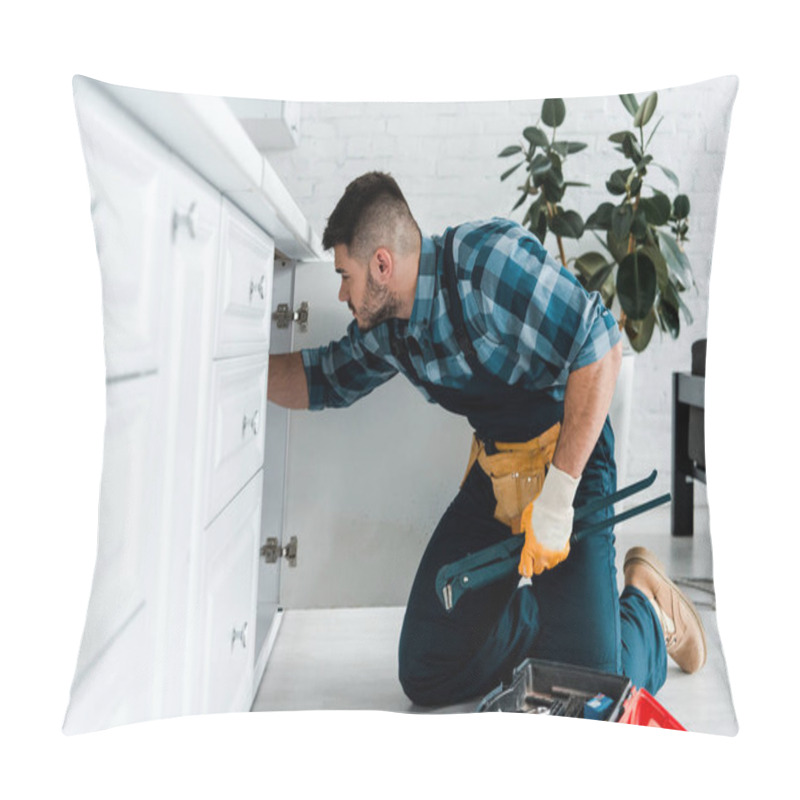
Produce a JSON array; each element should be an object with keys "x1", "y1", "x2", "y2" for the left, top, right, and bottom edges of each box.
[
  {"x1": 214, "y1": 199, "x2": 275, "y2": 358},
  {"x1": 75, "y1": 85, "x2": 171, "y2": 379},
  {"x1": 63, "y1": 606, "x2": 154, "y2": 733},
  {"x1": 74, "y1": 374, "x2": 160, "y2": 679},
  {"x1": 202, "y1": 474, "x2": 262, "y2": 714},
  {"x1": 204, "y1": 352, "x2": 269, "y2": 525}
]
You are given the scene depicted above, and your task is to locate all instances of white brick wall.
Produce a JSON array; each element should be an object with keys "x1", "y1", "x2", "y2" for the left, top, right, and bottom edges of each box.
[{"x1": 266, "y1": 76, "x2": 737, "y2": 535}]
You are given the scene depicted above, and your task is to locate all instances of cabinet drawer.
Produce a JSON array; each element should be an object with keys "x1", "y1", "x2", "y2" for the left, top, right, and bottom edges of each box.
[
  {"x1": 214, "y1": 199, "x2": 275, "y2": 358},
  {"x1": 75, "y1": 83, "x2": 172, "y2": 380},
  {"x1": 201, "y1": 475, "x2": 261, "y2": 714},
  {"x1": 204, "y1": 353, "x2": 269, "y2": 525}
]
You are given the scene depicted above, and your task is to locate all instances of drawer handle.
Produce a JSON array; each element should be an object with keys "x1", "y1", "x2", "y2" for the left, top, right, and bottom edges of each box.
[
  {"x1": 172, "y1": 201, "x2": 199, "y2": 239},
  {"x1": 231, "y1": 621, "x2": 248, "y2": 650},
  {"x1": 242, "y1": 409, "x2": 260, "y2": 438},
  {"x1": 249, "y1": 275, "x2": 266, "y2": 302}
]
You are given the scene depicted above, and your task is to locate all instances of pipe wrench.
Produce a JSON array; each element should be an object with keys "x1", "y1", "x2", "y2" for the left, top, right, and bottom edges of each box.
[{"x1": 435, "y1": 470, "x2": 670, "y2": 612}]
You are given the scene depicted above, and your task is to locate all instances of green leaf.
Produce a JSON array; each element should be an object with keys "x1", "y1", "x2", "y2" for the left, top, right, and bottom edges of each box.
[
  {"x1": 662, "y1": 279, "x2": 695, "y2": 325},
  {"x1": 606, "y1": 169, "x2": 631, "y2": 196},
  {"x1": 574, "y1": 251, "x2": 608, "y2": 280},
  {"x1": 639, "y1": 194, "x2": 671, "y2": 226},
  {"x1": 652, "y1": 163, "x2": 680, "y2": 189},
  {"x1": 523, "y1": 126, "x2": 549, "y2": 147},
  {"x1": 532, "y1": 207, "x2": 548, "y2": 243},
  {"x1": 551, "y1": 141, "x2": 586, "y2": 158},
  {"x1": 657, "y1": 297, "x2": 680, "y2": 338},
  {"x1": 640, "y1": 243, "x2": 669, "y2": 291},
  {"x1": 657, "y1": 229, "x2": 694, "y2": 288},
  {"x1": 625, "y1": 309, "x2": 657, "y2": 352},
  {"x1": 612, "y1": 203, "x2": 635, "y2": 242},
  {"x1": 587, "y1": 261, "x2": 616, "y2": 293},
  {"x1": 630, "y1": 206, "x2": 649, "y2": 240},
  {"x1": 622, "y1": 134, "x2": 643, "y2": 164},
  {"x1": 499, "y1": 145, "x2": 523, "y2": 158},
  {"x1": 549, "y1": 209, "x2": 585, "y2": 239},
  {"x1": 501, "y1": 161, "x2": 524, "y2": 181},
  {"x1": 606, "y1": 229, "x2": 629, "y2": 264},
  {"x1": 673, "y1": 194, "x2": 691, "y2": 218},
  {"x1": 542, "y1": 98, "x2": 566, "y2": 128},
  {"x1": 575, "y1": 252, "x2": 617, "y2": 305},
  {"x1": 617, "y1": 251, "x2": 657, "y2": 320},
  {"x1": 620, "y1": 94, "x2": 639, "y2": 117},
  {"x1": 530, "y1": 153, "x2": 552, "y2": 178},
  {"x1": 523, "y1": 196, "x2": 543, "y2": 228},
  {"x1": 634, "y1": 92, "x2": 658, "y2": 128},
  {"x1": 585, "y1": 202, "x2": 615, "y2": 231},
  {"x1": 609, "y1": 130, "x2": 636, "y2": 144},
  {"x1": 512, "y1": 191, "x2": 528, "y2": 212},
  {"x1": 543, "y1": 175, "x2": 566, "y2": 203},
  {"x1": 644, "y1": 116, "x2": 664, "y2": 150}
]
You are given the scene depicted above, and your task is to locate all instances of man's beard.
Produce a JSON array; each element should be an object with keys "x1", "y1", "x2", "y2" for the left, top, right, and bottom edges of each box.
[{"x1": 354, "y1": 271, "x2": 401, "y2": 331}]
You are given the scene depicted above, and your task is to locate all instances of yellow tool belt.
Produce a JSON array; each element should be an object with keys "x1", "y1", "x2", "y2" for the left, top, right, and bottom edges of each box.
[{"x1": 461, "y1": 422, "x2": 561, "y2": 534}]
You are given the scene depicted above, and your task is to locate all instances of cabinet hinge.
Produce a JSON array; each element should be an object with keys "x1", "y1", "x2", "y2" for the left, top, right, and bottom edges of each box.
[
  {"x1": 260, "y1": 536, "x2": 298, "y2": 567},
  {"x1": 273, "y1": 301, "x2": 309, "y2": 332}
]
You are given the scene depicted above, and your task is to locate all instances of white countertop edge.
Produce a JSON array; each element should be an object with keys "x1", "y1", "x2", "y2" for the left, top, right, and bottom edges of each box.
[{"x1": 73, "y1": 75, "x2": 326, "y2": 262}]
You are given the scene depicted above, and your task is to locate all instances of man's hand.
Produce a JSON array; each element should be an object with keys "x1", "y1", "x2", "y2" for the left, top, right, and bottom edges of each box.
[{"x1": 518, "y1": 464, "x2": 580, "y2": 577}]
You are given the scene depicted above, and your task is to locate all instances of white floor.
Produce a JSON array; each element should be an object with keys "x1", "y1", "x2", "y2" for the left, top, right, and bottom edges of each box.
[{"x1": 251, "y1": 514, "x2": 738, "y2": 736}]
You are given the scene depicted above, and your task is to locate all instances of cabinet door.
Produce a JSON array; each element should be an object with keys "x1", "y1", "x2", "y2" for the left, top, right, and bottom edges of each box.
[
  {"x1": 151, "y1": 155, "x2": 222, "y2": 719},
  {"x1": 65, "y1": 374, "x2": 161, "y2": 732},
  {"x1": 255, "y1": 256, "x2": 294, "y2": 659},
  {"x1": 214, "y1": 199, "x2": 275, "y2": 359},
  {"x1": 201, "y1": 473, "x2": 262, "y2": 714},
  {"x1": 283, "y1": 261, "x2": 470, "y2": 608},
  {"x1": 74, "y1": 84, "x2": 172, "y2": 380}
]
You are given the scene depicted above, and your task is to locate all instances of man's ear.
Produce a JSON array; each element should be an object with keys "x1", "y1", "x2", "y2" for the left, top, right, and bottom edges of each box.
[{"x1": 370, "y1": 247, "x2": 394, "y2": 284}]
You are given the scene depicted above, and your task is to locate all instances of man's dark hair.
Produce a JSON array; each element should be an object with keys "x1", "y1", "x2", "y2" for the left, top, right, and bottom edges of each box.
[{"x1": 322, "y1": 171, "x2": 420, "y2": 261}]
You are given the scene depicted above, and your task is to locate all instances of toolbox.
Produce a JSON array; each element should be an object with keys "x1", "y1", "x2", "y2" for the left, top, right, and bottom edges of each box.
[{"x1": 477, "y1": 658, "x2": 686, "y2": 730}]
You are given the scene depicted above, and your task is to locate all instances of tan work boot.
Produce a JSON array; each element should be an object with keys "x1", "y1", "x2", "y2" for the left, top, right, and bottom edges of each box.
[{"x1": 623, "y1": 547, "x2": 707, "y2": 674}]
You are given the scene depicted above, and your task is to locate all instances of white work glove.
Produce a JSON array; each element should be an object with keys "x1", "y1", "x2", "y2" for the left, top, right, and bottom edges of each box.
[{"x1": 518, "y1": 464, "x2": 580, "y2": 578}]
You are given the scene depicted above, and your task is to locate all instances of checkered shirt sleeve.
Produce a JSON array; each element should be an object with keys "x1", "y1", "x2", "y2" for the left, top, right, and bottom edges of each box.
[{"x1": 301, "y1": 321, "x2": 398, "y2": 410}]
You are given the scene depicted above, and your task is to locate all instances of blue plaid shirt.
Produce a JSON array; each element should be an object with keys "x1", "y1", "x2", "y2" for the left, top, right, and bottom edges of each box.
[{"x1": 301, "y1": 218, "x2": 620, "y2": 410}]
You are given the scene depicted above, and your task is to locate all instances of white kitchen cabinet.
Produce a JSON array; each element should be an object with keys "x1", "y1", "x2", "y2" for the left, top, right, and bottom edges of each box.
[
  {"x1": 73, "y1": 84, "x2": 171, "y2": 382},
  {"x1": 64, "y1": 76, "x2": 316, "y2": 734}
]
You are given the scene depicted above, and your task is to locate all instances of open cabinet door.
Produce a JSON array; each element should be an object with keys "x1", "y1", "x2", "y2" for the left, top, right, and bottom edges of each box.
[
  {"x1": 279, "y1": 259, "x2": 471, "y2": 610},
  {"x1": 255, "y1": 256, "x2": 295, "y2": 661}
]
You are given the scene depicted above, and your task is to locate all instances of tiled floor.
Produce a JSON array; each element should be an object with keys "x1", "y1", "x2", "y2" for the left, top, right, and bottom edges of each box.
[{"x1": 251, "y1": 519, "x2": 738, "y2": 736}]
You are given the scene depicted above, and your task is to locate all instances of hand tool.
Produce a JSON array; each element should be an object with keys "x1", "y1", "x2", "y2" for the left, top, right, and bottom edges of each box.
[{"x1": 435, "y1": 470, "x2": 670, "y2": 612}]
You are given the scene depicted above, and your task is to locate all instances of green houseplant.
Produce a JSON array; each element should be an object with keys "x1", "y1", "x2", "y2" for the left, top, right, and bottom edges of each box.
[{"x1": 499, "y1": 93, "x2": 695, "y2": 353}]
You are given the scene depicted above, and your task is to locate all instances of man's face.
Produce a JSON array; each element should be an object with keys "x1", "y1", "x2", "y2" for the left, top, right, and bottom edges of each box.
[{"x1": 334, "y1": 244, "x2": 399, "y2": 331}]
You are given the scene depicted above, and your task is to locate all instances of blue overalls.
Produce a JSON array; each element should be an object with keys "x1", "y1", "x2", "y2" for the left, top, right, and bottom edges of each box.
[{"x1": 395, "y1": 229, "x2": 668, "y2": 707}]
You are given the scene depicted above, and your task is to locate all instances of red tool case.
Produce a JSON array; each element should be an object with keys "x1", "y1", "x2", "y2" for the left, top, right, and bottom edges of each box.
[{"x1": 477, "y1": 658, "x2": 685, "y2": 731}]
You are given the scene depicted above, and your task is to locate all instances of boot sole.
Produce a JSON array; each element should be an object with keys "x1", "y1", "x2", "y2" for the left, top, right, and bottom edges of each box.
[{"x1": 624, "y1": 546, "x2": 708, "y2": 672}]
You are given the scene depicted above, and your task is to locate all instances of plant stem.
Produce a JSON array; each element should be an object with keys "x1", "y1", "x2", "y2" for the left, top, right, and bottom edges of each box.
[{"x1": 545, "y1": 200, "x2": 568, "y2": 267}]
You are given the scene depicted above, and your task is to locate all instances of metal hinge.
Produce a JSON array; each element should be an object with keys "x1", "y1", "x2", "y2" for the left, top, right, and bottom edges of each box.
[
  {"x1": 273, "y1": 301, "x2": 309, "y2": 332},
  {"x1": 260, "y1": 536, "x2": 298, "y2": 567}
]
